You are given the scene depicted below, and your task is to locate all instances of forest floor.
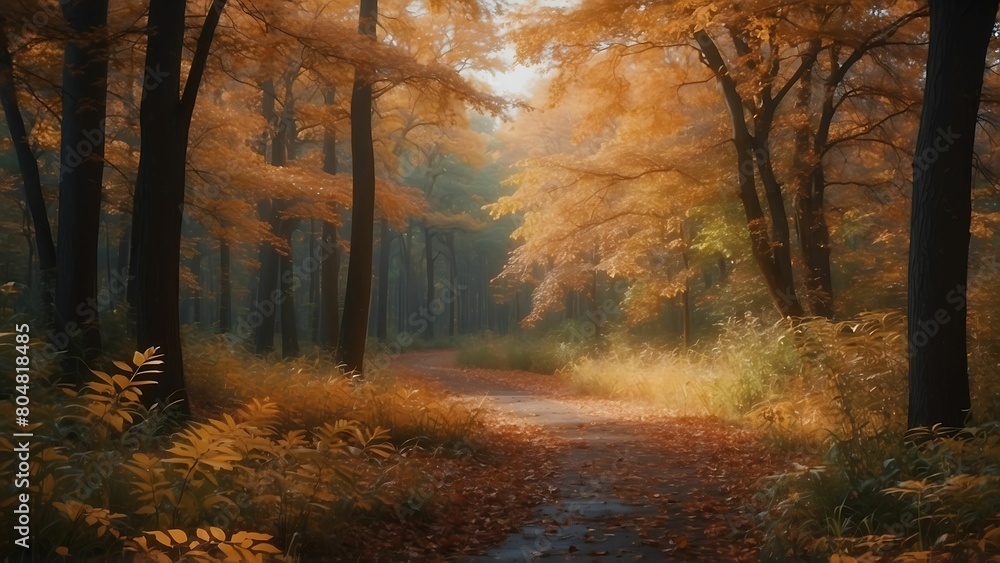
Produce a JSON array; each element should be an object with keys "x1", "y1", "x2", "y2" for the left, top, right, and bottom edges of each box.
[{"x1": 353, "y1": 350, "x2": 803, "y2": 562}]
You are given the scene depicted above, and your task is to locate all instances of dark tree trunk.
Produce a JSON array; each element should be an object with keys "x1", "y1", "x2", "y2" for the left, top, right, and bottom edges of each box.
[
  {"x1": 337, "y1": 0, "x2": 378, "y2": 374},
  {"x1": 130, "y1": 0, "x2": 226, "y2": 412},
  {"x1": 446, "y1": 233, "x2": 457, "y2": 337},
  {"x1": 190, "y1": 251, "x2": 203, "y2": 325},
  {"x1": 376, "y1": 219, "x2": 391, "y2": 341},
  {"x1": 320, "y1": 90, "x2": 341, "y2": 353},
  {"x1": 397, "y1": 233, "x2": 408, "y2": 334},
  {"x1": 791, "y1": 48, "x2": 833, "y2": 318},
  {"x1": 274, "y1": 78, "x2": 300, "y2": 358},
  {"x1": 696, "y1": 31, "x2": 805, "y2": 318},
  {"x1": 793, "y1": 40, "x2": 835, "y2": 318},
  {"x1": 423, "y1": 224, "x2": 435, "y2": 340},
  {"x1": 253, "y1": 77, "x2": 288, "y2": 355},
  {"x1": 55, "y1": 0, "x2": 110, "y2": 383},
  {"x1": 309, "y1": 220, "x2": 319, "y2": 342},
  {"x1": 0, "y1": 24, "x2": 56, "y2": 284},
  {"x1": 111, "y1": 214, "x2": 129, "y2": 307},
  {"x1": 219, "y1": 238, "x2": 231, "y2": 333},
  {"x1": 321, "y1": 221, "x2": 340, "y2": 351},
  {"x1": 117, "y1": 219, "x2": 131, "y2": 287},
  {"x1": 680, "y1": 233, "x2": 692, "y2": 348},
  {"x1": 907, "y1": 0, "x2": 997, "y2": 430},
  {"x1": 717, "y1": 255, "x2": 728, "y2": 281},
  {"x1": 278, "y1": 224, "x2": 300, "y2": 358},
  {"x1": 253, "y1": 200, "x2": 280, "y2": 354}
]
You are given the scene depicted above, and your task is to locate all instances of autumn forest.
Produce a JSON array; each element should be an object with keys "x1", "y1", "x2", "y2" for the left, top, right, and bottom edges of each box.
[{"x1": 2, "y1": 0, "x2": 1000, "y2": 561}]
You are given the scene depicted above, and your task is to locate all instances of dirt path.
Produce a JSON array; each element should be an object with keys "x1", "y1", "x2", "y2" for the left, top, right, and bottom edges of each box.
[{"x1": 393, "y1": 350, "x2": 790, "y2": 562}]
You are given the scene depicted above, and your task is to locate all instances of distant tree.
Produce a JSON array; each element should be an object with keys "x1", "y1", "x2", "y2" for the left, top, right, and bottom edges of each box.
[
  {"x1": 321, "y1": 89, "x2": 342, "y2": 353},
  {"x1": 0, "y1": 19, "x2": 56, "y2": 301},
  {"x1": 907, "y1": 0, "x2": 999, "y2": 430}
]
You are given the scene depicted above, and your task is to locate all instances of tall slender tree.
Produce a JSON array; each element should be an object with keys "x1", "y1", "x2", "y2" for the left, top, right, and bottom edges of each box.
[
  {"x1": 337, "y1": 0, "x2": 378, "y2": 374},
  {"x1": 55, "y1": 0, "x2": 110, "y2": 382},
  {"x1": 907, "y1": 0, "x2": 999, "y2": 430},
  {"x1": 130, "y1": 0, "x2": 227, "y2": 412},
  {"x1": 321, "y1": 90, "x2": 342, "y2": 353},
  {"x1": 0, "y1": 20, "x2": 56, "y2": 298}
]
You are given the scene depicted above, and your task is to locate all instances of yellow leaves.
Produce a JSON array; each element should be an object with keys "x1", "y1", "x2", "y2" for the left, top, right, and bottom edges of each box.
[
  {"x1": 692, "y1": 4, "x2": 720, "y2": 31},
  {"x1": 163, "y1": 423, "x2": 245, "y2": 476},
  {"x1": 76, "y1": 348, "x2": 162, "y2": 436},
  {"x1": 147, "y1": 530, "x2": 173, "y2": 548},
  {"x1": 133, "y1": 527, "x2": 285, "y2": 563},
  {"x1": 53, "y1": 500, "x2": 127, "y2": 540}
]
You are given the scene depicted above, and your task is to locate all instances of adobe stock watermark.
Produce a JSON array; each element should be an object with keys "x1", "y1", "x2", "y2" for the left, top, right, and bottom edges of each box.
[
  {"x1": 913, "y1": 127, "x2": 960, "y2": 179},
  {"x1": 59, "y1": 64, "x2": 168, "y2": 177},
  {"x1": 226, "y1": 236, "x2": 339, "y2": 345},
  {"x1": 368, "y1": 279, "x2": 467, "y2": 371},
  {"x1": 40, "y1": 268, "x2": 130, "y2": 361},
  {"x1": 18, "y1": 0, "x2": 71, "y2": 36},
  {"x1": 182, "y1": 160, "x2": 245, "y2": 225},
  {"x1": 563, "y1": 279, "x2": 629, "y2": 341},
  {"x1": 518, "y1": 456, "x2": 631, "y2": 561},
  {"x1": 61, "y1": 120, "x2": 106, "y2": 177}
]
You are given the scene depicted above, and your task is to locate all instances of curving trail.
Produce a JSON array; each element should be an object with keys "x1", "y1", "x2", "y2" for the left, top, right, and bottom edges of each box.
[{"x1": 393, "y1": 350, "x2": 791, "y2": 562}]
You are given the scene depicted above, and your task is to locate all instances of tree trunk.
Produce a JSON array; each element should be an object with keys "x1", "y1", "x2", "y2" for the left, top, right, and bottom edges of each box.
[
  {"x1": 446, "y1": 233, "x2": 457, "y2": 337},
  {"x1": 54, "y1": 0, "x2": 110, "y2": 383},
  {"x1": 130, "y1": 0, "x2": 226, "y2": 412},
  {"x1": 696, "y1": 31, "x2": 804, "y2": 318},
  {"x1": 308, "y1": 220, "x2": 319, "y2": 342},
  {"x1": 376, "y1": 219, "x2": 391, "y2": 341},
  {"x1": 320, "y1": 89, "x2": 341, "y2": 352},
  {"x1": 278, "y1": 223, "x2": 300, "y2": 358},
  {"x1": 321, "y1": 221, "x2": 340, "y2": 351},
  {"x1": 0, "y1": 24, "x2": 56, "y2": 287},
  {"x1": 337, "y1": 0, "x2": 378, "y2": 374},
  {"x1": 397, "y1": 232, "x2": 410, "y2": 334},
  {"x1": 793, "y1": 40, "x2": 834, "y2": 318},
  {"x1": 907, "y1": 0, "x2": 997, "y2": 430},
  {"x1": 190, "y1": 251, "x2": 203, "y2": 325},
  {"x1": 681, "y1": 232, "x2": 692, "y2": 348},
  {"x1": 423, "y1": 224, "x2": 435, "y2": 340},
  {"x1": 275, "y1": 78, "x2": 300, "y2": 358},
  {"x1": 253, "y1": 77, "x2": 288, "y2": 355},
  {"x1": 253, "y1": 200, "x2": 280, "y2": 354},
  {"x1": 219, "y1": 238, "x2": 231, "y2": 333}
]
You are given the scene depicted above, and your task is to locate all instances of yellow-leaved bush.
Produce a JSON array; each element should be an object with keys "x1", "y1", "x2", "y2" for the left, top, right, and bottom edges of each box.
[{"x1": 0, "y1": 340, "x2": 482, "y2": 560}]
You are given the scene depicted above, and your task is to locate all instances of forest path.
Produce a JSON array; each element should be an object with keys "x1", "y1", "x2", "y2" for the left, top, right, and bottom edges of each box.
[{"x1": 393, "y1": 350, "x2": 785, "y2": 562}]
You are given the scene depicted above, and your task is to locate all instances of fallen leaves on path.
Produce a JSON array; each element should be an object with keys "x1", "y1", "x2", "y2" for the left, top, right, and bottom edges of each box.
[
  {"x1": 337, "y1": 419, "x2": 562, "y2": 562},
  {"x1": 346, "y1": 350, "x2": 808, "y2": 562}
]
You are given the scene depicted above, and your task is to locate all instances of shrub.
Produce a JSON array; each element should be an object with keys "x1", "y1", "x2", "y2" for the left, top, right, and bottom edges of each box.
[
  {"x1": 0, "y1": 335, "x2": 486, "y2": 560},
  {"x1": 754, "y1": 312, "x2": 1000, "y2": 561},
  {"x1": 455, "y1": 332, "x2": 572, "y2": 374}
]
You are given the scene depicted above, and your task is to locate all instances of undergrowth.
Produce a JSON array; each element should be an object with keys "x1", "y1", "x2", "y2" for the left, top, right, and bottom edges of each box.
[
  {"x1": 750, "y1": 313, "x2": 1000, "y2": 561},
  {"x1": 0, "y1": 333, "x2": 487, "y2": 561},
  {"x1": 560, "y1": 315, "x2": 802, "y2": 417},
  {"x1": 497, "y1": 311, "x2": 1000, "y2": 560},
  {"x1": 455, "y1": 332, "x2": 575, "y2": 374}
]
